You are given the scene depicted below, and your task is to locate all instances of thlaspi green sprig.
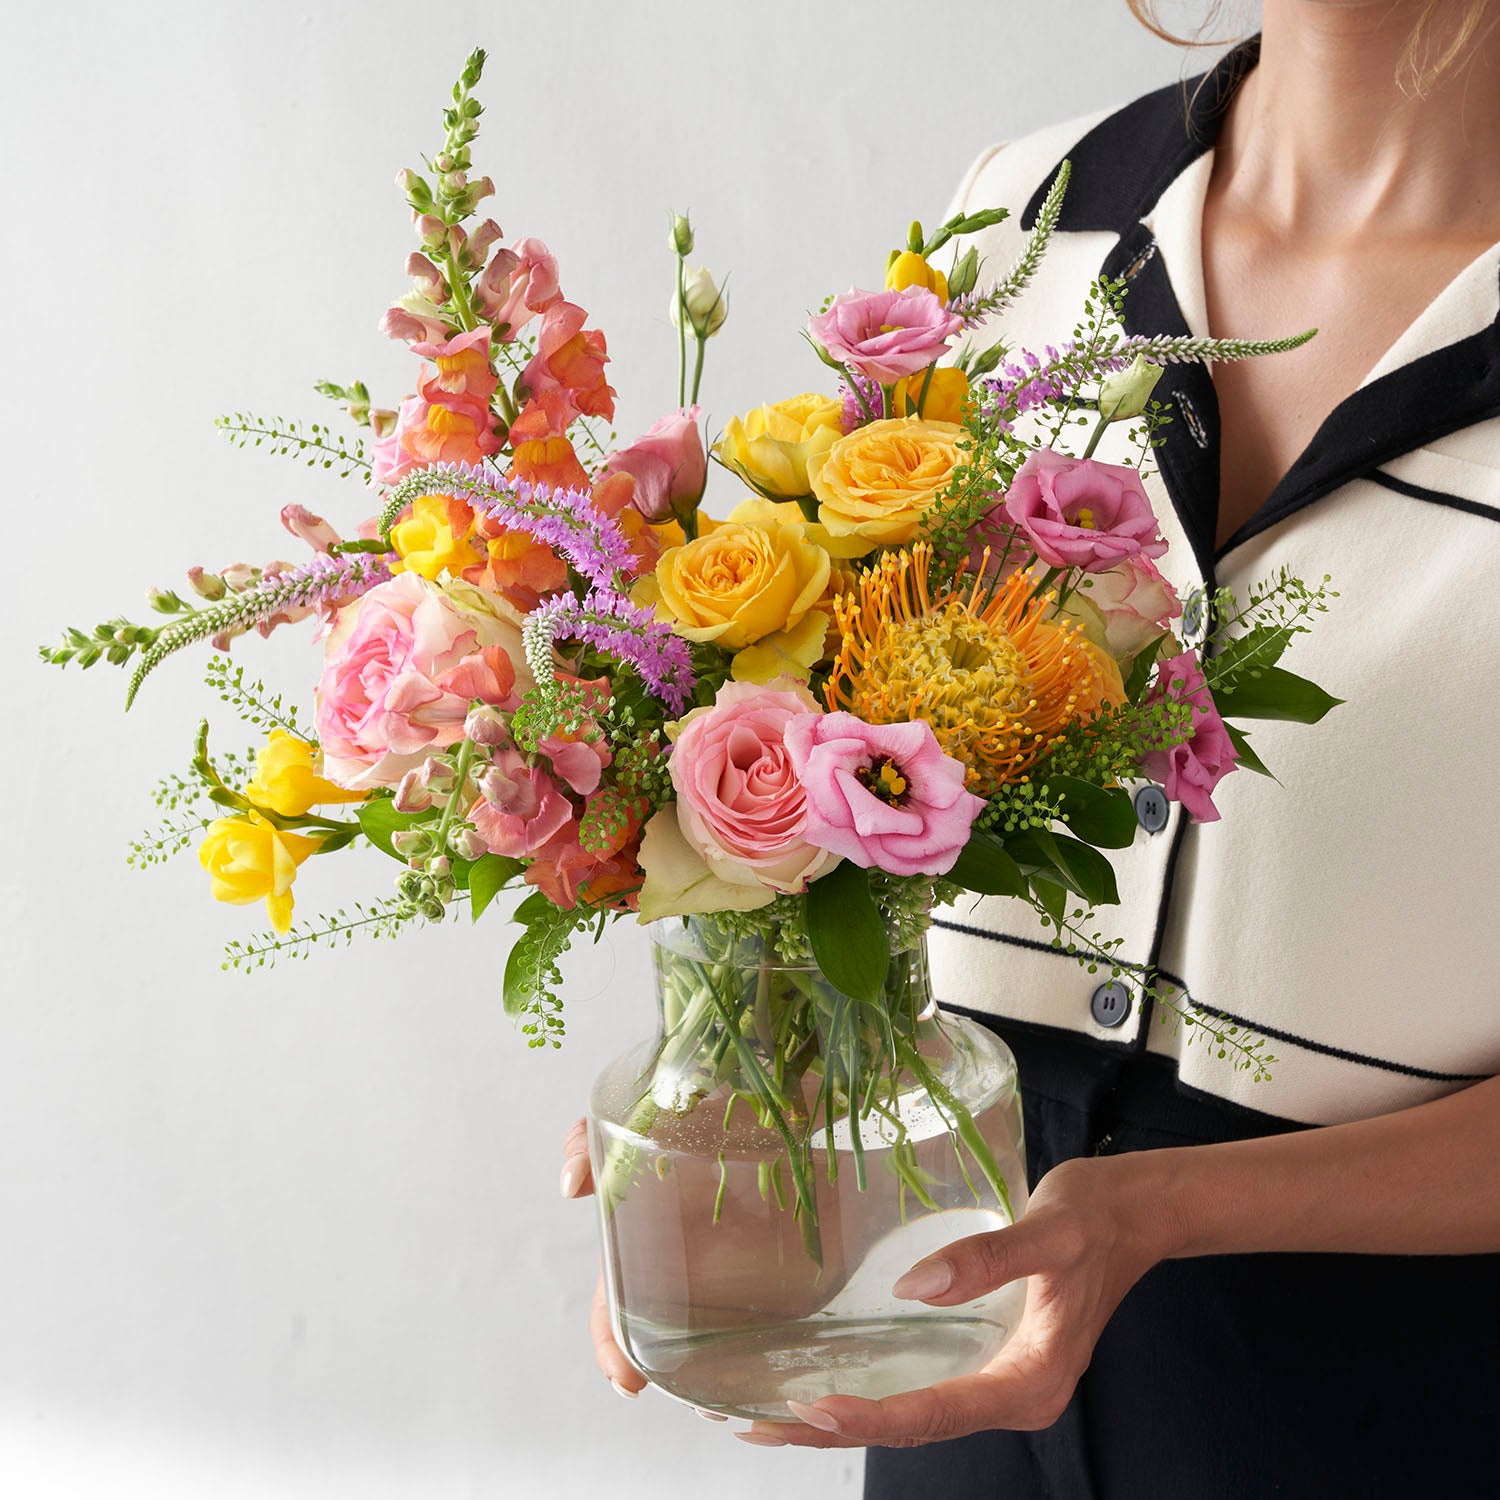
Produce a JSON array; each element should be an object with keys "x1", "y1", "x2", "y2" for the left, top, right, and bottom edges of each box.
[
  {"x1": 215, "y1": 412, "x2": 370, "y2": 478},
  {"x1": 222, "y1": 896, "x2": 424, "y2": 973},
  {"x1": 203, "y1": 656, "x2": 312, "y2": 738}
]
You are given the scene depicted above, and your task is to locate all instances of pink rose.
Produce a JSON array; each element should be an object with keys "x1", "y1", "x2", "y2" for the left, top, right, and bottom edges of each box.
[
  {"x1": 1066, "y1": 554, "x2": 1182, "y2": 658},
  {"x1": 315, "y1": 573, "x2": 528, "y2": 790},
  {"x1": 784, "y1": 713, "x2": 985, "y2": 876},
  {"x1": 602, "y1": 406, "x2": 707, "y2": 523},
  {"x1": 469, "y1": 749, "x2": 574, "y2": 859},
  {"x1": 1140, "y1": 652, "x2": 1239, "y2": 823},
  {"x1": 808, "y1": 286, "x2": 963, "y2": 386},
  {"x1": 669, "y1": 680, "x2": 839, "y2": 895},
  {"x1": 1004, "y1": 450, "x2": 1167, "y2": 572}
]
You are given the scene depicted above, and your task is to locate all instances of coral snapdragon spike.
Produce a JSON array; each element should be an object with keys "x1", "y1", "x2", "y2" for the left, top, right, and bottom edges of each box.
[
  {"x1": 523, "y1": 590, "x2": 695, "y2": 715},
  {"x1": 379, "y1": 463, "x2": 638, "y2": 593},
  {"x1": 125, "y1": 553, "x2": 393, "y2": 709}
]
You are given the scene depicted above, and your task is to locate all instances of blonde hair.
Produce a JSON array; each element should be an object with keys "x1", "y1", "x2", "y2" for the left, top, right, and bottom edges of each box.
[{"x1": 1126, "y1": 1, "x2": 1494, "y2": 96}]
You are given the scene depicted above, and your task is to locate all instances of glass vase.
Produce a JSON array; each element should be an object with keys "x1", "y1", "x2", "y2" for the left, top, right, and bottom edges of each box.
[{"x1": 586, "y1": 916, "x2": 1027, "y2": 1421}]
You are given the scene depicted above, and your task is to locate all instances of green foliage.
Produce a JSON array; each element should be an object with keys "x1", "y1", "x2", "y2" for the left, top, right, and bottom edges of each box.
[
  {"x1": 204, "y1": 657, "x2": 311, "y2": 738},
  {"x1": 221, "y1": 897, "x2": 422, "y2": 972},
  {"x1": 356, "y1": 796, "x2": 423, "y2": 861},
  {"x1": 948, "y1": 832, "x2": 1027, "y2": 897},
  {"x1": 1225, "y1": 723, "x2": 1274, "y2": 778},
  {"x1": 1007, "y1": 827, "x2": 1119, "y2": 907},
  {"x1": 40, "y1": 615, "x2": 166, "y2": 670},
  {"x1": 127, "y1": 811, "x2": 213, "y2": 870},
  {"x1": 503, "y1": 897, "x2": 585, "y2": 1048},
  {"x1": 1214, "y1": 666, "x2": 1342, "y2": 725},
  {"x1": 806, "y1": 862, "x2": 891, "y2": 1004},
  {"x1": 470, "y1": 854, "x2": 523, "y2": 920},
  {"x1": 215, "y1": 412, "x2": 370, "y2": 478},
  {"x1": 1046, "y1": 776, "x2": 1138, "y2": 849}
]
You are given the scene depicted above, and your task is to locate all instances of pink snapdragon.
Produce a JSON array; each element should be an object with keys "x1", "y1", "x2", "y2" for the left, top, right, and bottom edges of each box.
[
  {"x1": 477, "y1": 236, "x2": 562, "y2": 336},
  {"x1": 469, "y1": 749, "x2": 574, "y2": 859},
  {"x1": 808, "y1": 286, "x2": 962, "y2": 385},
  {"x1": 1003, "y1": 450, "x2": 1167, "y2": 572},
  {"x1": 1140, "y1": 652, "x2": 1239, "y2": 822},
  {"x1": 602, "y1": 406, "x2": 707, "y2": 523},
  {"x1": 784, "y1": 713, "x2": 984, "y2": 876}
]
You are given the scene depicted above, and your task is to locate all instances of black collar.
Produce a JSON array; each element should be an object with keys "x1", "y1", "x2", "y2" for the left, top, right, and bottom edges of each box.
[{"x1": 1019, "y1": 37, "x2": 1500, "y2": 576}]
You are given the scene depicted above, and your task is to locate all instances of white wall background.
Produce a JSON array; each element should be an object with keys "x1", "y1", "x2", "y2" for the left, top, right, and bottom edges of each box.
[{"x1": 1, "y1": 3, "x2": 1202, "y2": 1494}]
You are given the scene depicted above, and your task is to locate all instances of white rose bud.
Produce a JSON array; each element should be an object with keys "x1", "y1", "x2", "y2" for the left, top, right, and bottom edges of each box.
[
  {"x1": 1098, "y1": 355, "x2": 1164, "y2": 422},
  {"x1": 670, "y1": 266, "x2": 728, "y2": 339}
]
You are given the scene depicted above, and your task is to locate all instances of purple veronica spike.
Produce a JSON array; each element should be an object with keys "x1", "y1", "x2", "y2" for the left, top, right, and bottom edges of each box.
[
  {"x1": 524, "y1": 590, "x2": 695, "y2": 715},
  {"x1": 379, "y1": 461, "x2": 638, "y2": 592},
  {"x1": 838, "y1": 374, "x2": 882, "y2": 433}
]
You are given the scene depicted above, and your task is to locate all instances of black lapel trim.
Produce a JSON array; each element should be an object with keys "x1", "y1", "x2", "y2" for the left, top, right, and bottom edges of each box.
[
  {"x1": 1218, "y1": 306, "x2": 1500, "y2": 557},
  {"x1": 1366, "y1": 468, "x2": 1500, "y2": 525}
]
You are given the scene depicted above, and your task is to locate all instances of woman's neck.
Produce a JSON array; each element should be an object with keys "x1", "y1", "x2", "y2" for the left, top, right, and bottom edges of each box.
[{"x1": 1217, "y1": 2, "x2": 1500, "y2": 241}]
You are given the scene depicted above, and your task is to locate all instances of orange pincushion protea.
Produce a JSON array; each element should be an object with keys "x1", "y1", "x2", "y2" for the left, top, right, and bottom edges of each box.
[{"x1": 825, "y1": 544, "x2": 1124, "y2": 792}]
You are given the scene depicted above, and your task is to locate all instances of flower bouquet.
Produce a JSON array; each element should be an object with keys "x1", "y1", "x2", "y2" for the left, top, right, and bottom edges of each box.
[{"x1": 45, "y1": 50, "x2": 1338, "y2": 1418}]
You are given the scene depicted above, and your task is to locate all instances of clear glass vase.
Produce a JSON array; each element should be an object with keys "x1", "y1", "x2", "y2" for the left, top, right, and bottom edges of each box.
[{"x1": 587, "y1": 916, "x2": 1028, "y2": 1421}]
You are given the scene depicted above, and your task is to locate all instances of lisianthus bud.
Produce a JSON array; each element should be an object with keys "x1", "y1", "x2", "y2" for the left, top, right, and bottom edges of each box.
[
  {"x1": 1098, "y1": 355, "x2": 1165, "y2": 421},
  {"x1": 671, "y1": 267, "x2": 727, "y2": 338},
  {"x1": 393, "y1": 769, "x2": 434, "y2": 814},
  {"x1": 186, "y1": 566, "x2": 227, "y2": 601},
  {"x1": 464, "y1": 704, "x2": 510, "y2": 746},
  {"x1": 669, "y1": 213, "x2": 694, "y2": 256}
]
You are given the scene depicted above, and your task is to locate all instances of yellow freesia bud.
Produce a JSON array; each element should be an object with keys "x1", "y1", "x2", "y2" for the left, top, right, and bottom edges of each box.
[
  {"x1": 892, "y1": 367, "x2": 971, "y2": 424},
  {"x1": 714, "y1": 393, "x2": 844, "y2": 500},
  {"x1": 199, "y1": 813, "x2": 323, "y2": 934},
  {"x1": 885, "y1": 249, "x2": 949, "y2": 303},
  {"x1": 244, "y1": 729, "x2": 366, "y2": 818},
  {"x1": 390, "y1": 493, "x2": 480, "y2": 581}
]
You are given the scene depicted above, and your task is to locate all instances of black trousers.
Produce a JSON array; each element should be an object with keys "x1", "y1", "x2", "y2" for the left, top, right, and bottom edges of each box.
[{"x1": 864, "y1": 1016, "x2": 1500, "y2": 1500}]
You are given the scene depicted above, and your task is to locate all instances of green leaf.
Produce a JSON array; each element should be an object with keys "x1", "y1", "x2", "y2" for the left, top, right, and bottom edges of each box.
[
  {"x1": 806, "y1": 862, "x2": 891, "y2": 1004},
  {"x1": 1048, "y1": 776, "x2": 1138, "y2": 849},
  {"x1": 1209, "y1": 623, "x2": 1293, "y2": 681},
  {"x1": 512, "y1": 890, "x2": 554, "y2": 926},
  {"x1": 1032, "y1": 876, "x2": 1066, "y2": 928},
  {"x1": 470, "y1": 853, "x2": 524, "y2": 921},
  {"x1": 503, "y1": 906, "x2": 577, "y2": 1021},
  {"x1": 948, "y1": 831, "x2": 1027, "y2": 896},
  {"x1": 1225, "y1": 724, "x2": 1275, "y2": 778},
  {"x1": 356, "y1": 797, "x2": 423, "y2": 860},
  {"x1": 1214, "y1": 665, "x2": 1342, "y2": 724},
  {"x1": 1007, "y1": 827, "x2": 1119, "y2": 906},
  {"x1": 1123, "y1": 632, "x2": 1171, "y2": 702}
]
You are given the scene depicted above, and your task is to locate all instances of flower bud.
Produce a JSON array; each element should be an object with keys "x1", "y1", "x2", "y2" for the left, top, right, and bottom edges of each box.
[
  {"x1": 186, "y1": 566, "x2": 227, "y2": 601},
  {"x1": 147, "y1": 586, "x2": 185, "y2": 614},
  {"x1": 669, "y1": 212, "x2": 695, "y2": 257},
  {"x1": 449, "y1": 825, "x2": 487, "y2": 861},
  {"x1": 220, "y1": 562, "x2": 261, "y2": 592},
  {"x1": 393, "y1": 769, "x2": 434, "y2": 814},
  {"x1": 405, "y1": 251, "x2": 448, "y2": 303},
  {"x1": 476, "y1": 764, "x2": 522, "y2": 809},
  {"x1": 464, "y1": 704, "x2": 510, "y2": 746},
  {"x1": 433, "y1": 153, "x2": 455, "y2": 174},
  {"x1": 469, "y1": 218, "x2": 504, "y2": 262},
  {"x1": 417, "y1": 756, "x2": 456, "y2": 796},
  {"x1": 414, "y1": 213, "x2": 447, "y2": 248},
  {"x1": 442, "y1": 170, "x2": 468, "y2": 196},
  {"x1": 1098, "y1": 355, "x2": 1165, "y2": 422},
  {"x1": 369, "y1": 407, "x2": 399, "y2": 438},
  {"x1": 427, "y1": 855, "x2": 452, "y2": 880},
  {"x1": 392, "y1": 828, "x2": 433, "y2": 859},
  {"x1": 670, "y1": 266, "x2": 727, "y2": 339},
  {"x1": 397, "y1": 169, "x2": 433, "y2": 210},
  {"x1": 947, "y1": 246, "x2": 980, "y2": 300},
  {"x1": 280, "y1": 504, "x2": 340, "y2": 553}
]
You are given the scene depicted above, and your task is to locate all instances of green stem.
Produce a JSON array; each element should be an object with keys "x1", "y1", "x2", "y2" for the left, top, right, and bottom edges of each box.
[
  {"x1": 690, "y1": 334, "x2": 707, "y2": 406},
  {"x1": 676, "y1": 256, "x2": 688, "y2": 409},
  {"x1": 433, "y1": 737, "x2": 478, "y2": 854}
]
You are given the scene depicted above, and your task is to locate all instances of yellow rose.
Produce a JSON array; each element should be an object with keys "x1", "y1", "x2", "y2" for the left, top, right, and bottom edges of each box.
[
  {"x1": 199, "y1": 813, "x2": 322, "y2": 934},
  {"x1": 885, "y1": 249, "x2": 949, "y2": 303},
  {"x1": 892, "y1": 366, "x2": 971, "y2": 424},
  {"x1": 714, "y1": 393, "x2": 843, "y2": 500},
  {"x1": 807, "y1": 416, "x2": 963, "y2": 555},
  {"x1": 244, "y1": 729, "x2": 367, "y2": 818},
  {"x1": 636, "y1": 498, "x2": 831, "y2": 665},
  {"x1": 390, "y1": 493, "x2": 479, "y2": 581}
]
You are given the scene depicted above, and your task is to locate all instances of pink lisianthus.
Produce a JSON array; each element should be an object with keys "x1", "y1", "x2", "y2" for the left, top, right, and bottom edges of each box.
[
  {"x1": 602, "y1": 406, "x2": 707, "y2": 523},
  {"x1": 669, "y1": 679, "x2": 838, "y2": 896},
  {"x1": 1140, "y1": 652, "x2": 1239, "y2": 822},
  {"x1": 468, "y1": 749, "x2": 573, "y2": 858},
  {"x1": 784, "y1": 713, "x2": 984, "y2": 876},
  {"x1": 1064, "y1": 554, "x2": 1182, "y2": 659},
  {"x1": 808, "y1": 286, "x2": 963, "y2": 385},
  {"x1": 478, "y1": 236, "x2": 562, "y2": 337},
  {"x1": 522, "y1": 300, "x2": 616, "y2": 433},
  {"x1": 315, "y1": 573, "x2": 529, "y2": 790},
  {"x1": 1003, "y1": 450, "x2": 1167, "y2": 572}
]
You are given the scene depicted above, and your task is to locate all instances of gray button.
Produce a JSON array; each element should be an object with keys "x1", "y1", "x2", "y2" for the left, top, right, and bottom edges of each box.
[
  {"x1": 1090, "y1": 981, "x2": 1132, "y2": 1029},
  {"x1": 1180, "y1": 586, "x2": 1207, "y2": 644},
  {"x1": 1133, "y1": 784, "x2": 1170, "y2": 834}
]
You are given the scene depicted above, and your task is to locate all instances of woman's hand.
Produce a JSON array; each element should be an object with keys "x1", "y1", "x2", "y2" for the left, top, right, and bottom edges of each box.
[
  {"x1": 559, "y1": 1116, "x2": 651, "y2": 1402},
  {"x1": 737, "y1": 1153, "x2": 1178, "y2": 1449}
]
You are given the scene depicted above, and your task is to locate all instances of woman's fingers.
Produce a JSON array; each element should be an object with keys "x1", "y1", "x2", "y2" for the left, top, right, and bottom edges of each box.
[
  {"x1": 560, "y1": 1114, "x2": 594, "y2": 1198},
  {"x1": 890, "y1": 1212, "x2": 1069, "y2": 1307},
  {"x1": 591, "y1": 1268, "x2": 648, "y2": 1397}
]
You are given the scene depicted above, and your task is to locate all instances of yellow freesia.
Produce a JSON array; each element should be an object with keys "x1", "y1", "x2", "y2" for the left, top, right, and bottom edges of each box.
[
  {"x1": 885, "y1": 249, "x2": 949, "y2": 302},
  {"x1": 199, "y1": 813, "x2": 322, "y2": 934},
  {"x1": 244, "y1": 729, "x2": 366, "y2": 818},
  {"x1": 390, "y1": 493, "x2": 479, "y2": 581},
  {"x1": 714, "y1": 393, "x2": 843, "y2": 500}
]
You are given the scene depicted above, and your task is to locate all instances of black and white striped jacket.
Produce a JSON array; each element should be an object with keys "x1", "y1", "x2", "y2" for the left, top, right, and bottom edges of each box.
[{"x1": 932, "y1": 41, "x2": 1500, "y2": 1123}]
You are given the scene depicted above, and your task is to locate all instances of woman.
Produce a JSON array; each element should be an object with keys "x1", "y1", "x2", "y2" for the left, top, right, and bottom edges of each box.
[{"x1": 564, "y1": 3, "x2": 1500, "y2": 1493}]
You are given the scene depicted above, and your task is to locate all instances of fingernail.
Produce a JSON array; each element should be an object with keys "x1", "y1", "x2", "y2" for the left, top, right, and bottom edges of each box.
[
  {"x1": 786, "y1": 1399, "x2": 842, "y2": 1433},
  {"x1": 611, "y1": 1379, "x2": 640, "y2": 1401},
  {"x1": 695, "y1": 1407, "x2": 728, "y2": 1421},
  {"x1": 560, "y1": 1159, "x2": 586, "y2": 1198},
  {"x1": 891, "y1": 1258, "x2": 954, "y2": 1301},
  {"x1": 734, "y1": 1432, "x2": 787, "y2": 1446}
]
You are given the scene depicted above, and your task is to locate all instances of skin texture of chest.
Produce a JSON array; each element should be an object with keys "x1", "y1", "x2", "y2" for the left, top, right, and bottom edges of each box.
[{"x1": 1202, "y1": 203, "x2": 1500, "y2": 549}]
